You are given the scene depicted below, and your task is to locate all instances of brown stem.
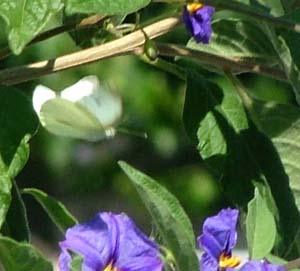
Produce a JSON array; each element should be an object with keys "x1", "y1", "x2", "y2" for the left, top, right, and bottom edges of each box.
[
  {"x1": 284, "y1": 258, "x2": 300, "y2": 270},
  {"x1": 156, "y1": 43, "x2": 287, "y2": 81},
  {"x1": 0, "y1": 17, "x2": 181, "y2": 85},
  {"x1": 0, "y1": 19, "x2": 288, "y2": 86}
]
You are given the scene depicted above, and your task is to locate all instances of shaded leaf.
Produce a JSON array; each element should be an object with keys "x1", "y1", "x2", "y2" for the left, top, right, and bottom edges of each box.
[
  {"x1": 3, "y1": 181, "x2": 30, "y2": 242},
  {"x1": 0, "y1": 86, "x2": 39, "y2": 229},
  {"x1": 263, "y1": 25, "x2": 300, "y2": 105},
  {"x1": 0, "y1": 236, "x2": 53, "y2": 271},
  {"x1": 119, "y1": 161, "x2": 199, "y2": 271},
  {"x1": 183, "y1": 72, "x2": 300, "y2": 258},
  {"x1": 70, "y1": 254, "x2": 84, "y2": 271},
  {"x1": 23, "y1": 188, "x2": 77, "y2": 233}
]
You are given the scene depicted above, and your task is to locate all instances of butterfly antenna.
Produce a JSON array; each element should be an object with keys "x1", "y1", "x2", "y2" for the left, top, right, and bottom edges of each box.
[{"x1": 116, "y1": 127, "x2": 148, "y2": 139}]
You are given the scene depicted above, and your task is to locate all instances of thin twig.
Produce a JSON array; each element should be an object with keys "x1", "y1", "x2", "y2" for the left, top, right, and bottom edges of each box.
[
  {"x1": 284, "y1": 258, "x2": 300, "y2": 270},
  {"x1": 0, "y1": 14, "x2": 106, "y2": 60},
  {"x1": 0, "y1": 17, "x2": 181, "y2": 85},
  {"x1": 0, "y1": 18, "x2": 288, "y2": 86},
  {"x1": 156, "y1": 43, "x2": 287, "y2": 81}
]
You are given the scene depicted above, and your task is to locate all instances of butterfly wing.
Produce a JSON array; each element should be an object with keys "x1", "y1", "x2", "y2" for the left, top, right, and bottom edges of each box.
[
  {"x1": 60, "y1": 75, "x2": 122, "y2": 129},
  {"x1": 32, "y1": 85, "x2": 56, "y2": 114},
  {"x1": 39, "y1": 98, "x2": 108, "y2": 141}
]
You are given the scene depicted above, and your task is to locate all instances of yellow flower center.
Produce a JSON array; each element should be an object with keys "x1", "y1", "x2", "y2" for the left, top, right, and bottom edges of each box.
[
  {"x1": 219, "y1": 253, "x2": 241, "y2": 269},
  {"x1": 103, "y1": 263, "x2": 118, "y2": 271},
  {"x1": 187, "y1": 3, "x2": 203, "y2": 13}
]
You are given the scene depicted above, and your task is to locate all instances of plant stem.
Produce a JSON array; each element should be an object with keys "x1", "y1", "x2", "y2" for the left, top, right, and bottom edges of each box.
[
  {"x1": 139, "y1": 53, "x2": 186, "y2": 80},
  {"x1": 156, "y1": 43, "x2": 286, "y2": 81},
  {"x1": 0, "y1": 17, "x2": 181, "y2": 85},
  {"x1": 0, "y1": 38, "x2": 288, "y2": 86},
  {"x1": 284, "y1": 258, "x2": 300, "y2": 270}
]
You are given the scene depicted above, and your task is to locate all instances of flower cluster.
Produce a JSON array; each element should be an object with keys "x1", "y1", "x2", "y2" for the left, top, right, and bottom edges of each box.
[
  {"x1": 58, "y1": 209, "x2": 285, "y2": 271},
  {"x1": 183, "y1": 3, "x2": 215, "y2": 44}
]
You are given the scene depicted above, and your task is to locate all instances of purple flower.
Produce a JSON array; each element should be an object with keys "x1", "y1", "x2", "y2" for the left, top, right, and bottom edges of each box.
[
  {"x1": 240, "y1": 261, "x2": 285, "y2": 271},
  {"x1": 183, "y1": 3, "x2": 215, "y2": 44},
  {"x1": 198, "y1": 208, "x2": 241, "y2": 271},
  {"x1": 58, "y1": 212, "x2": 163, "y2": 271}
]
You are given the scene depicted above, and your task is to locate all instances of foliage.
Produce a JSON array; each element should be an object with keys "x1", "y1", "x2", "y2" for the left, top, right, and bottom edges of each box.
[{"x1": 1, "y1": 0, "x2": 300, "y2": 270}]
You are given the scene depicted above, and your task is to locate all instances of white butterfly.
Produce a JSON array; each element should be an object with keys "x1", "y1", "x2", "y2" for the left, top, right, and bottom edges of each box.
[{"x1": 32, "y1": 75, "x2": 122, "y2": 141}]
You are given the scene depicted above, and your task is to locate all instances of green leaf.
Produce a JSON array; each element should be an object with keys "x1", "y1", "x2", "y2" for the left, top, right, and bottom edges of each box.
[
  {"x1": 66, "y1": 0, "x2": 150, "y2": 15},
  {"x1": 0, "y1": 0, "x2": 62, "y2": 54},
  {"x1": 0, "y1": 86, "x2": 39, "y2": 229},
  {"x1": 118, "y1": 161, "x2": 199, "y2": 271},
  {"x1": 0, "y1": 167, "x2": 11, "y2": 232},
  {"x1": 246, "y1": 187, "x2": 276, "y2": 259},
  {"x1": 235, "y1": 0, "x2": 284, "y2": 15},
  {"x1": 184, "y1": 72, "x2": 253, "y2": 206},
  {"x1": 0, "y1": 86, "x2": 39, "y2": 173},
  {"x1": 23, "y1": 188, "x2": 77, "y2": 233},
  {"x1": 265, "y1": 254, "x2": 287, "y2": 265},
  {"x1": 0, "y1": 236, "x2": 53, "y2": 271},
  {"x1": 253, "y1": 101, "x2": 300, "y2": 212},
  {"x1": 263, "y1": 25, "x2": 300, "y2": 105},
  {"x1": 3, "y1": 181, "x2": 30, "y2": 242},
  {"x1": 253, "y1": 101, "x2": 300, "y2": 255},
  {"x1": 279, "y1": 0, "x2": 300, "y2": 13},
  {"x1": 184, "y1": 72, "x2": 300, "y2": 258},
  {"x1": 70, "y1": 254, "x2": 84, "y2": 271}
]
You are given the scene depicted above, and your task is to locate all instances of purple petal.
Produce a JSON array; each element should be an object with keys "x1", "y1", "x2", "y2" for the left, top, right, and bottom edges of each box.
[
  {"x1": 240, "y1": 261, "x2": 286, "y2": 271},
  {"x1": 58, "y1": 248, "x2": 72, "y2": 271},
  {"x1": 201, "y1": 252, "x2": 219, "y2": 271},
  {"x1": 58, "y1": 212, "x2": 118, "y2": 271},
  {"x1": 183, "y1": 5, "x2": 215, "y2": 44},
  {"x1": 114, "y1": 213, "x2": 163, "y2": 271},
  {"x1": 183, "y1": 8, "x2": 194, "y2": 36},
  {"x1": 198, "y1": 209, "x2": 239, "y2": 258}
]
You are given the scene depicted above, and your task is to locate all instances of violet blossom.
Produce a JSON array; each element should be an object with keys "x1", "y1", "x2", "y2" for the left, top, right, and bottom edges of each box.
[
  {"x1": 198, "y1": 208, "x2": 241, "y2": 271},
  {"x1": 240, "y1": 261, "x2": 286, "y2": 271},
  {"x1": 58, "y1": 212, "x2": 163, "y2": 271},
  {"x1": 198, "y1": 208, "x2": 285, "y2": 271},
  {"x1": 183, "y1": 3, "x2": 215, "y2": 44}
]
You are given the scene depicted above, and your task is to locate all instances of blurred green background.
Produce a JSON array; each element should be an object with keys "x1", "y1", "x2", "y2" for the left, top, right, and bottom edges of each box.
[{"x1": 0, "y1": 3, "x2": 295, "y2": 258}]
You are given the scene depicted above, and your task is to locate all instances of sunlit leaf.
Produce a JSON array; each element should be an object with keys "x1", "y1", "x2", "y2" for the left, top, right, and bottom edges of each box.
[
  {"x1": 66, "y1": 0, "x2": 150, "y2": 15},
  {"x1": 0, "y1": 0, "x2": 62, "y2": 54},
  {"x1": 119, "y1": 161, "x2": 199, "y2": 271},
  {"x1": 246, "y1": 187, "x2": 276, "y2": 259}
]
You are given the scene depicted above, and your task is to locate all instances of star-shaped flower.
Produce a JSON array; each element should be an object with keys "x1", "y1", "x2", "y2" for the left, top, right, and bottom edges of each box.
[
  {"x1": 198, "y1": 208, "x2": 285, "y2": 271},
  {"x1": 58, "y1": 212, "x2": 163, "y2": 271},
  {"x1": 198, "y1": 208, "x2": 241, "y2": 271}
]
